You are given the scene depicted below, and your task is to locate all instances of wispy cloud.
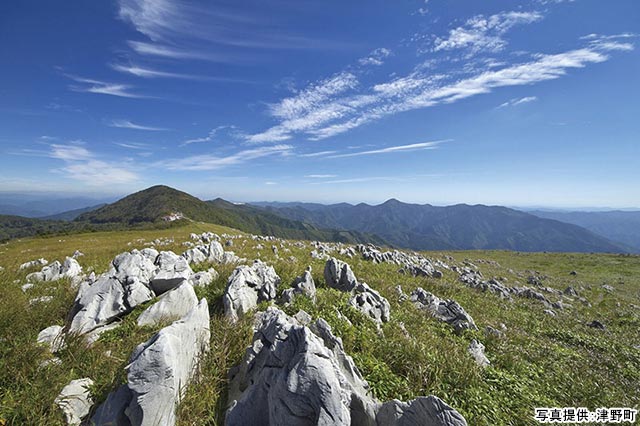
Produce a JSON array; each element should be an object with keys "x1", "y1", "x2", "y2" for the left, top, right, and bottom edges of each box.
[
  {"x1": 158, "y1": 145, "x2": 292, "y2": 171},
  {"x1": 109, "y1": 119, "x2": 168, "y2": 131},
  {"x1": 433, "y1": 11, "x2": 543, "y2": 55},
  {"x1": 127, "y1": 41, "x2": 237, "y2": 62},
  {"x1": 111, "y1": 63, "x2": 221, "y2": 81},
  {"x1": 359, "y1": 48, "x2": 392, "y2": 66},
  {"x1": 47, "y1": 142, "x2": 139, "y2": 185},
  {"x1": 498, "y1": 96, "x2": 538, "y2": 108},
  {"x1": 181, "y1": 126, "x2": 237, "y2": 146},
  {"x1": 247, "y1": 39, "x2": 632, "y2": 142},
  {"x1": 327, "y1": 141, "x2": 445, "y2": 158},
  {"x1": 114, "y1": 142, "x2": 150, "y2": 150},
  {"x1": 66, "y1": 75, "x2": 146, "y2": 98},
  {"x1": 299, "y1": 150, "x2": 339, "y2": 158},
  {"x1": 305, "y1": 174, "x2": 338, "y2": 178}
]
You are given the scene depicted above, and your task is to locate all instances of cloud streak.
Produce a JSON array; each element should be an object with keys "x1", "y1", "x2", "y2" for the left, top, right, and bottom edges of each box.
[
  {"x1": 247, "y1": 39, "x2": 632, "y2": 142},
  {"x1": 66, "y1": 75, "x2": 146, "y2": 98},
  {"x1": 327, "y1": 141, "x2": 445, "y2": 158},
  {"x1": 498, "y1": 96, "x2": 538, "y2": 108},
  {"x1": 109, "y1": 119, "x2": 168, "y2": 131},
  {"x1": 158, "y1": 145, "x2": 293, "y2": 171}
]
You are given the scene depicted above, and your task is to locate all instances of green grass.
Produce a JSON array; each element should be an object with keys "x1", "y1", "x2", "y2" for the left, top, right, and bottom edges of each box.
[{"x1": 0, "y1": 224, "x2": 638, "y2": 425}]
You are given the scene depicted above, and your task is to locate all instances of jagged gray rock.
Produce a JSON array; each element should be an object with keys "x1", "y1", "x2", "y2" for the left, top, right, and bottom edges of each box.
[
  {"x1": 223, "y1": 261, "x2": 281, "y2": 322},
  {"x1": 376, "y1": 396, "x2": 468, "y2": 426},
  {"x1": 137, "y1": 281, "x2": 198, "y2": 327},
  {"x1": 226, "y1": 307, "x2": 377, "y2": 426},
  {"x1": 410, "y1": 288, "x2": 477, "y2": 333},
  {"x1": 19, "y1": 257, "x2": 48, "y2": 270},
  {"x1": 150, "y1": 251, "x2": 193, "y2": 295},
  {"x1": 55, "y1": 378, "x2": 94, "y2": 426},
  {"x1": 37, "y1": 325, "x2": 65, "y2": 353},
  {"x1": 226, "y1": 307, "x2": 467, "y2": 426},
  {"x1": 26, "y1": 257, "x2": 82, "y2": 283},
  {"x1": 468, "y1": 340, "x2": 490, "y2": 368},
  {"x1": 68, "y1": 250, "x2": 156, "y2": 334},
  {"x1": 349, "y1": 282, "x2": 391, "y2": 325},
  {"x1": 324, "y1": 257, "x2": 358, "y2": 292},
  {"x1": 281, "y1": 269, "x2": 316, "y2": 304},
  {"x1": 188, "y1": 268, "x2": 218, "y2": 287},
  {"x1": 93, "y1": 299, "x2": 210, "y2": 426}
]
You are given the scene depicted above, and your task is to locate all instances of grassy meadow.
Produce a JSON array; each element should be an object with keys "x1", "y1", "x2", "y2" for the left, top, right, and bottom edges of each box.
[{"x1": 0, "y1": 223, "x2": 638, "y2": 425}]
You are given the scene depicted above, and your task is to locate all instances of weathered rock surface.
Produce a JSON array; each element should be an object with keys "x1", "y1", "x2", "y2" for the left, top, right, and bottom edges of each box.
[
  {"x1": 226, "y1": 308, "x2": 467, "y2": 426},
  {"x1": 68, "y1": 250, "x2": 156, "y2": 334},
  {"x1": 349, "y1": 282, "x2": 391, "y2": 325},
  {"x1": 468, "y1": 339, "x2": 490, "y2": 368},
  {"x1": 281, "y1": 269, "x2": 316, "y2": 304},
  {"x1": 150, "y1": 251, "x2": 193, "y2": 295},
  {"x1": 324, "y1": 257, "x2": 358, "y2": 292},
  {"x1": 27, "y1": 257, "x2": 82, "y2": 283},
  {"x1": 137, "y1": 281, "x2": 198, "y2": 327},
  {"x1": 376, "y1": 396, "x2": 468, "y2": 426},
  {"x1": 357, "y1": 245, "x2": 445, "y2": 279},
  {"x1": 226, "y1": 307, "x2": 377, "y2": 425},
  {"x1": 410, "y1": 288, "x2": 477, "y2": 333},
  {"x1": 93, "y1": 299, "x2": 210, "y2": 426},
  {"x1": 20, "y1": 258, "x2": 48, "y2": 270},
  {"x1": 55, "y1": 378, "x2": 94, "y2": 426},
  {"x1": 188, "y1": 268, "x2": 218, "y2": 287},
  {"x1": 37, "y1": 325, "x2": 65, "y2": 353},
  {"x1": 223, "y1": 261, "x2": 280, "y2": 322}
]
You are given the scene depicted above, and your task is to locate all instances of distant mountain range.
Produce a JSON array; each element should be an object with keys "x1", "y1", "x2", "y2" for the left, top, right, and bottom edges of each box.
[
  {"x1": 0, "y1": 186, "x2": 634, "y2": 253},
  {"x1": 255, "y1": 200, "x2": 631, "y2": 253},
  {"x1": 528, "y1": 210, "x2": 640, "y2": 252}
]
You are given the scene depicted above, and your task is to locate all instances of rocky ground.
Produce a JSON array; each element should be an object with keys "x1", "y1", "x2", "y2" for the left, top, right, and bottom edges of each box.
[{"x1": 0, "y1": 222, "x2": 638, "y2": 425}]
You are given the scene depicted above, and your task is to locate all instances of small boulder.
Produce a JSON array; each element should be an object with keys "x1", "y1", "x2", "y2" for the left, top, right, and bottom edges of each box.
[
  {"x1": 223, "y1": 261, "x2": 280, "y2": 322},
  {"x1": 55, "y1": 378, "x2": 94, "y2": 426},
  {"x1": 468, "y1": 340, "x2": 490, "y2": 368},
  {"x1": 150, "y1": 251, "x2": 193, "y2": 295},
  {"x1": 188, "y1": 268, "x2": 218, "y2": 287},
  {"x1": 281, "y1": 269, "x2": 316, "y2": 304},
  {"x1": 349, "y1": 282, "x2": 391, "y2": 325},
  {"x1": 410, "y1": 288, "x2": 477, "y2": 333},
  {"x1": 37, "y1": 325, "x2": 65, "y2": 353},
  {"x1": 376, "y1": 396, "x2": 468, "y2": 426},
  {"x1": 137, "y1": 281, "x2": 198, "y2": 327},
  {"x1": 324, "y1": 257, "x2": 358, "y2": 292}
]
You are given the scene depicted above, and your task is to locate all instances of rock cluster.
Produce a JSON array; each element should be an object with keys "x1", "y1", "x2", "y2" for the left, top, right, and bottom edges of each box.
[
  {"x1": 223, "y1": 260, "x2": 281, "y2": 322},
  {"x1": 226, "y1": 307, "x2": 467, "y2": 426},
  {"x1": 357, "y1": 244, "x2": 445, "y2": 278},
  {"x1": 55, "y1": 378, "x2": 94, "y2": 426},
  {"x1": 324, "y1": 258, "x2": 391, "y2": 326},
  {"x1": 410, "y1": 288, "x2": 477, "y2": 333},
  {"x1": 26, "y1": 257, "x2": 82, "y2": 283},
  {"x1": 281, "y1": 268, "x2": 317, "y2": 304}
]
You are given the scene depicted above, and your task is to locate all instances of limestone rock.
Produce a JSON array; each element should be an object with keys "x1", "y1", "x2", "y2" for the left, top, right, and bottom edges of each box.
[
  {"x1": 68, "y1": 250, "x2": 156, "y2": 334},
  {"x1": 281, "y1": 269, "x2": 316, "y2": 304},
  {"x1": 125, "y1": 299, "x2": 210, "y2": 426},
  {"x1": 137, "y1": 281, "x2": 198, "y2": 327},
  {"x1": 223, "y1": 261, "x2": 280, "y2": 322},
  {"x1": 188, "y1": 268, "x2": 218, "y2": 287},
  {"x1": 324, "y1": 257, "x2": 358, "y2": 292},
  {"x1": 226, "y1": 307, "x2": 377, "y2": 426},
  {"x1": 26, "y1": 257, "x2": 82, "y2": 283},
  {"x1": 150, "y1": 251, "x2": 193, "y2": 295},
  {"x1": 468, "y1": 340, "x2": 490, "y2": 368},
  {"x1": 376, "y1": 396, "x2": 468, "y2": 426},
  {"x1": 19, "y1": 257, "x2": 48, "y2": 270},
  {"x1": 349, "y1": 282, "x2": 391, "y2": 325},
  {"x1": 410, "y1": 288, "x2": 477, "y2": 333},
  {"x1": 55, "y1": 378, "x2": 94, "y2": 426},
  {"x1": 37, "y1": 325, "x2": 65, "y2": 353}
]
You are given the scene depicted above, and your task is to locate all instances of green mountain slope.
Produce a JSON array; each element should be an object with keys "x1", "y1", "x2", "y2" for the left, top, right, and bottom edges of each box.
[
  {"x1": 76, "y1": 185, "x2": 383, "y2": 245},
  {"x1": 258, "y1": 199, "x2": 629, "y2": 253}
]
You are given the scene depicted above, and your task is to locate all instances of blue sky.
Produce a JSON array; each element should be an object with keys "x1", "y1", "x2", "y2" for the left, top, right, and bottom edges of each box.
[{"x1": 1, "y1": 0, "x2": 638, "y2": 207}]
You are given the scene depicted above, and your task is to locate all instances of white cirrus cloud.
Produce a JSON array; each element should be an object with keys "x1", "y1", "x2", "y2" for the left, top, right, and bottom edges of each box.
[
  {"x1": 66, "y1": 75, "x2": 146, "y2": 98},
  {"x1": 246, "y1": 40, "x2": 632, "y2": 142},
  {"x1": 109, "y1": 119, "x2": 168, "y2": 131},
  {"x1": 327, "y1": 141, "x2": 445, "y2": 159},
  {"x1": 498, "y1": 96, "x2": 538, "y2": 108},
  {"x1": 181, "y1": 126, "x2": 237, "y2": 146},
  {"x1": 305, "y1": 174, "x2": 338, "y2": 178},
  {"x1": 158, "y1": 145, "x2": 293, "y2": 171},
  {"x1": 359, "y1": 48, "x2": 392, "y2": 66},
  {"x1": 433, "y1": 11, "x2": 543, "y2": 55}
]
